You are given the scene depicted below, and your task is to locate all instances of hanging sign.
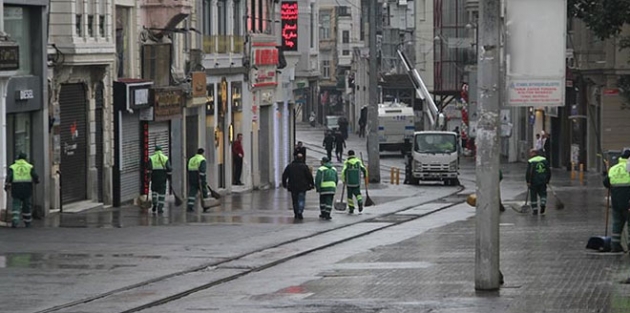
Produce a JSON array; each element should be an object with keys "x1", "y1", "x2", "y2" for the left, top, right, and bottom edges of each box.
[{"x1": 280, "y1": 1, "x2": 298, "y2": 51}]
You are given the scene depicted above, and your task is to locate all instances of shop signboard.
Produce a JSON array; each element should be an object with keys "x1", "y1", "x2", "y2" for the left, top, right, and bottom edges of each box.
[
  {"x1": 151, "y1": 87, "x2": 183, "y2": 121},
  {"x1": 0, "y1": 43, "x2": 19, "y2": 71},
  {"x1": 250, "y1": 35, "x2": 279, "y2": 89},
  {"x1": 189, "y1": 72, "x2": 207, "y2": 107}
]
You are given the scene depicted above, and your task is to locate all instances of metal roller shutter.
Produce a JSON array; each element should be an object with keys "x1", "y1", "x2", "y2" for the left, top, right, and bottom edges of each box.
[
  {"x1": 60, "y1": 83, "x2": 88, "y2": 204},
  {"x1": 149, "y1": 121, "x2": 170, "y2": 158},
  {"x1": 120, "y1": 112, "x2": 141, "y2": 202},
  {"x1": 149, "y1": 122, "x2": 171, "y2": 191},
  {"x1": 95, "y1": 82, "x2": 104, "y2": 202}
]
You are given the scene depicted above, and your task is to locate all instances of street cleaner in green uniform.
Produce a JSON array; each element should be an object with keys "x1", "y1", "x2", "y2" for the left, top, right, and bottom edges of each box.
[
  {"x1": 315, "y1": 157, "x2": 338, "y2": 220},
  {"x1": 341, "y1": 150, "x2": 368, "y2": 214},
  {"x1": 526, "y1": 149, "x2": 551, "y2": 216},
  {"x1": 4, "y1": 153, "x2": 39, "y2": 228},
  {"x1": 187, "y1": 148, "x2": 209, "y2": 212},
  {"x1": 147, "y1": 146, "x2": 172, "y2": 214},
  {"x1": 603, "y1": 149, "x2": 630, "y2": 253}
]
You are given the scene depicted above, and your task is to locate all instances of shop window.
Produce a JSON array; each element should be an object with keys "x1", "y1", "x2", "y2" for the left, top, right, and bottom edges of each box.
[
  {"x1": 7, "y1": 113, "x2": 31, "y2": 161},
  {"x1": 232, "y1": 82, "x2": 242, "y2": 112},
  {"x1": 4, "y1": 6, "x2": 33, "y2": 75}
]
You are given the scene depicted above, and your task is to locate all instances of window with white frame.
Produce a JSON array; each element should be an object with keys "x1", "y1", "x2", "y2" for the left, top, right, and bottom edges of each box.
[
  {"x1": 203, "y1": 0, "x2": 212, "y2": 35},
  {"x1": 218, "y1": 0, "x2": 227, "y2": 35},
  {"x1": 310, "y1": 3, "x2": 315, "y2": 48},
  {"x1": 322, "y1": 60, "x2": 330, "y2": 78},
  {"x1": 342, "y1": 30, "x2": 349, "y2": 43},
  {"x1": 76, "y1": 0, "x2": 83, "y2": 36},
  {"x1": 319, "y1": 12, "x2": 330, "y2": 40},
  {"x1": 234, "y1": 0, "x2": 241, "y2": 36}
]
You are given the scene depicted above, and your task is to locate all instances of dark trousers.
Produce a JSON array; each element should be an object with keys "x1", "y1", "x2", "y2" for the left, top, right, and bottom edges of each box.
[
  {"x1": 326, "y1": 149, "x2": 333, "y2": 161},
  {"x1": 611, "y1": 187, "x2": 630, "y2": 249},
  {"x1": 335, "y1": 148, "x2": 343, "y2": 162},
  {"x1": 529, "y1": 184, "x2": 547, "y2": 209},
  {"x1": 291, "y1": 191, "x2": 306, "y2": 215},
  {"x1": 233, "y1": 156, "x2": 243, "y2": 184},
  {"x1": 359, "y1": 125, "x2": 366, "y2": 138}
]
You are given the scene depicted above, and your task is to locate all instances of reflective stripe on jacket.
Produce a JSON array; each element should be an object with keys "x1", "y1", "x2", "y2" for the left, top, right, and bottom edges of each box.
[{"x1": 316, "y1": 163, "x2": 338, "y2": 195}]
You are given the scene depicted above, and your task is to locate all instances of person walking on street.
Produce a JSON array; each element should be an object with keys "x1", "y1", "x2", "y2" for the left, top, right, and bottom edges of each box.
[
  {"x1": 147, "y1": 146, "x2": 172, "y2": 214},
  {"x1": 323, "y1": 131, "x2": 335, "y2": 161},
  {"x1": 542, "y1": 132, "x2": 551, "y2": 163},
  {"x1": 358, "y1": 115, "x2": 366, "y2": 138},
  {"x1": 233, "y1": 133, "x2": 244, "y2": 185},
  {"x1": 315, "y1": 157, "x2": 338, "y2": 220},
  {"x1": 282, "y1": 153, "x2": 315, "y2": 220},
  {"x1": 4, "y1": 153, "x2": 39, "y2": 228},
  {"x1": 603, "y1": 149, "x2": 630, "y2": 253},
  {"x1": 342, "y1": 150, "x2": 368, "y2": 214},
  {"x1": 334, "y1": 130, "x2": 346, "y2": 162},
  {"x1": 187, "y1": 148, "x2": 209, "y2": 212},
  {"x1": 526, "y1": 149, "x2": 551, "y2": 216},
  {"x1": 338, "y1": 117, "x2": 349, "y2": 140},
  {"x1": 293, "y1": 141, "x2": 307, "y2": 161},
  {"x1": 534, "y1": 133, "x2": 543, "y2": 151}
]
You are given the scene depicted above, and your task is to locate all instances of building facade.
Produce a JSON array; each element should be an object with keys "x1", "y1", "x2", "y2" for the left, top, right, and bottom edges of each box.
[
  {"x1": 1, "y1": 0, "x2": 50, "y2": 217},
  {"x1": 318, "y1": 0, "x2": 362, "y2": 127},
  {"x1": 48, "y1": 0, "x2": 116, "y2": 211}
]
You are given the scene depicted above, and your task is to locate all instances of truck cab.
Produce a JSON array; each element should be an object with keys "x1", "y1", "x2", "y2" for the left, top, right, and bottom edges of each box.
[{"x1": 407, "y1": 131, "x2": 459, "y2": 186}]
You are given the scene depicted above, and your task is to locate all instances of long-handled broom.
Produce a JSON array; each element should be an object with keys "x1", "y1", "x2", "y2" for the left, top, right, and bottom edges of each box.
[{"x1": 359, "y1": 152, "x2": 375, "y2": 207}]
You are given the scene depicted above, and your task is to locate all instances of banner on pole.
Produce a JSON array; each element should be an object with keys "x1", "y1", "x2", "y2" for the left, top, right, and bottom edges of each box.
[{"x1": 505, "y1": 0, "x2": 567, "y2": 107}]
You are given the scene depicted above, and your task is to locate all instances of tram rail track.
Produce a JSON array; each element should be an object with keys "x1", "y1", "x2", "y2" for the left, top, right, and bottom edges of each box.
[{"x1": 36, "y1": 185, "x2": 467, "y2": 313}]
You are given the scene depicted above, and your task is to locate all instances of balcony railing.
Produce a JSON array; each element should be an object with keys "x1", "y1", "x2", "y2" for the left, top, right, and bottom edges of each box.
[{"x1": 203, "y1": 35, "x2": 246, "y2": 54}]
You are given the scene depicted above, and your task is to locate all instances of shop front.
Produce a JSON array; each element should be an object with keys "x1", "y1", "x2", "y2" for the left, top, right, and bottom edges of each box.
[
  {"x1": 205, "y1": 77, "x2": 247, "y2": 190},
  {"x1": 113, "y1": 79, "x2": 153, "y2": 206},
  {"x1": 139, "y1": 87, "x2": 183, "y2": 197}
]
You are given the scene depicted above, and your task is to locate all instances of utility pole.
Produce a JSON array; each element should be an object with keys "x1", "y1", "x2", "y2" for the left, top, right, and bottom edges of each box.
[
  {"x1": 475, "y1": 0, "x2": 501, "y2": 290},
  {"x1": 366, "y1": 0, "x2": 380, "y2": 183}
]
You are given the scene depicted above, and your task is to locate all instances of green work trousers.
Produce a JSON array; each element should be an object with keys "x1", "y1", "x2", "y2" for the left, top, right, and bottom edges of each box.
[
  {"x1": 12, "y1": 197, "x2": 32, "y2": 225},
  {"x1": 529, "y1": 184, "x2": 547, "y2": 209},
  {"x1": 319, "y1": 194, "x2": 334, "y2": 214},
  {"x1": 151, "y1": 183, "x2": 167, "y2": 213},
  {"x1": 346, "y1": 186, "x2": 363, "y2": 211},
  {"x1": 187, "y1": 184, "x2": 208, "y2": 210}
]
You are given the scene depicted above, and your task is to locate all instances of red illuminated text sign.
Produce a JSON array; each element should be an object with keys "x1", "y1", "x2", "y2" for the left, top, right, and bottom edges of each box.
[
  {"x1": 254, "y1": 49, "x2": 279, "y2": 66},
  {"x1": 142, "y1": 121, "x2": 150, "y2": 195},
  {"x1": 281, "y1": 1, "x2": 298, "y2": 51}
]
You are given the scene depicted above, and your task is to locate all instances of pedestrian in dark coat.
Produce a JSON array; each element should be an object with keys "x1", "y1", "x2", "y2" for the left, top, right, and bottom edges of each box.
[
  {"x1": 603, "y1": 149, "x2": 630, "y2": 252},
  {"x1": 334, "y1": 130, "x2": 346, "y2": 162},
  {"x1": 282, "y1": 154, "x2": 315, "y2": 220},
  {"x1": 323, "y1": 131, "x2": 335, "y2": 161},
  {"x1": 293, "y1": 141, "x2": 307, "y2": 161},
  {"x1": 5, "y1": 153, "x2": 39, "y2": 228},
  {"x1": 526, "y1": 149, "x2": 551, "y2": 216}
]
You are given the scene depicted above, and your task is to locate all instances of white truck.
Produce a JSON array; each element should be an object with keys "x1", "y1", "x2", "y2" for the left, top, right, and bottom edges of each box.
[
  {"x1": 378, "y1": 102, "x2": 415, "y2": 154},
  {"x1": 397, "y1": 49, "x2": 460, "y2": 186}
]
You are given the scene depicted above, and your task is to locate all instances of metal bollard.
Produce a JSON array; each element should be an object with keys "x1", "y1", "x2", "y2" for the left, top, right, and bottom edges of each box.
[
  {"x1": 570, "y1": 162, "x2": 576, "y2": 180},
  {"x1": 395, "y1": 168, "x2": 400, "y2": 185},
  {"x1": 390, "y1": 168, "x2": 395, "y2": 184},
  {"x1": 579, "y1": 163, "x2": 584, "y2": 183}
]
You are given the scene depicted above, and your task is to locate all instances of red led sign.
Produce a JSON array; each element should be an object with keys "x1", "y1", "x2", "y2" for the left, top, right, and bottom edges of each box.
[{"x1": 280, "y1": 1, "x2": 298, "y2": 51}]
